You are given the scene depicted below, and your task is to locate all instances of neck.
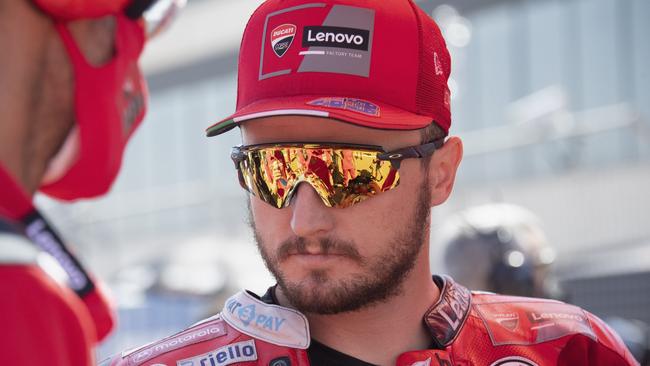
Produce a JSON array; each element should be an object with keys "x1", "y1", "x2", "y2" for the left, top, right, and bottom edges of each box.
[
  {"x1": 0, "y1": 2, "x2": 73, "y2": 195},
  {"x1": 282, "y1": 251, "x2": 440, "y2": 366}
]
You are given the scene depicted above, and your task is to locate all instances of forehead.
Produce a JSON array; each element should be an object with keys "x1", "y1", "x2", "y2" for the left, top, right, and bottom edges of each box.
[{"x1": 240, "y1": 115, "x2": 421, "y2": 149}]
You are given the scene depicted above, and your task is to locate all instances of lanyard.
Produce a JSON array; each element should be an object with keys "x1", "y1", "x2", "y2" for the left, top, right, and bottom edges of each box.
[{"x1": 0, "y1": 165, "x2": 95, "y2": 298}]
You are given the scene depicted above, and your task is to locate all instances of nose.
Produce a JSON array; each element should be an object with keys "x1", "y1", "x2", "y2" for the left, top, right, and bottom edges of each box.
[{"x1": 290, "y1": 183, "x2": 335, "y2": 237}]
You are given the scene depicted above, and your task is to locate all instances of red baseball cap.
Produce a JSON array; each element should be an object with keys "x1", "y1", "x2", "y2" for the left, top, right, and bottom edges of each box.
[{"x1": 206, "y1": 0, "x2": 452, "y2": 137}]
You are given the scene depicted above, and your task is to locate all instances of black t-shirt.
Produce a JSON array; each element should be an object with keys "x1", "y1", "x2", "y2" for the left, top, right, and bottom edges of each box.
[
  {"x1": 260, "y1": 287, "x2": 378, "y2": 366},
  {"x1": 308, "y1": 340, "x2": 377, "y2": 366}
]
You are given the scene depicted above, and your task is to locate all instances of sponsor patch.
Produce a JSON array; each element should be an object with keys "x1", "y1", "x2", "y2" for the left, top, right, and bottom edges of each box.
[
  {"x1": 302, "y1": 26, "x2": 370, "y2": 51},
  {"x1": 489, "y1": 356, "x2": 538, "y2": 366},
  {"x1": 476, "y1": 300, "x2": 597, "y2": 346},
  {"x1": 124, "y1": 321, "x2": 227, "y2": 365},
  {"x1": 494, "y1": 312, "x2": 520, "y2": 331},
  {"x1": 307, "y1": 97, "x2": 380, "y2": 117},
  {"x1": 221, "y1": 291, "x2": 310, "y2": 349},
  {"x1": 271, "y1": 24, "x2": 296, "y2": 57},
  {"x1": 260, "y1": 4, "x2": 375, "y2": 80},
  {"x1": 176, "y1": 339, "x2": 257, "y2": 366}
]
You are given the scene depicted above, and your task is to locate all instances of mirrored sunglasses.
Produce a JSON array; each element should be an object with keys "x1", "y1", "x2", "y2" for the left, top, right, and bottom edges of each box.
[{"x1": 231, "y1": 139, "x2": 444, "y2": 209}]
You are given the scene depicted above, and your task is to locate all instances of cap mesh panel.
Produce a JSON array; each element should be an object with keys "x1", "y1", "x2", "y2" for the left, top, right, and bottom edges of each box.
[{"x1": 408, "y1": 1, "x2": 452, "y2": 132}]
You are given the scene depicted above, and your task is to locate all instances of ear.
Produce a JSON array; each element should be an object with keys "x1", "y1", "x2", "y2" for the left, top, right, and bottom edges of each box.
[{"x1": 427, "y1": 136, "x2": 463, "y2": 207}]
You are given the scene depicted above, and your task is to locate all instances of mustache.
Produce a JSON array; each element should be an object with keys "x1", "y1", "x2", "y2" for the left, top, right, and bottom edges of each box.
[{"x1": 277, "y1": 236, "x2": 364, "y2": 263}]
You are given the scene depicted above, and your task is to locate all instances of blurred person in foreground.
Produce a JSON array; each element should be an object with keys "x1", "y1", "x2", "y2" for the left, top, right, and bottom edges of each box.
[
  {"x1": 441, "y1": 203, "x2": 562, "y2": 299},
  {"x1": 105, "y1": 0, "x2": 638, "y2": 365},
  {"x1": 0, "y1": 0, "x2": 181, "y2": 364}
]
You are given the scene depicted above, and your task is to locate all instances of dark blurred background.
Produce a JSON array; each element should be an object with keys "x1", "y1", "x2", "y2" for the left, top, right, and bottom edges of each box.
[{"x1": 32, "y1": 0, "x2": 649, "y2": 359}]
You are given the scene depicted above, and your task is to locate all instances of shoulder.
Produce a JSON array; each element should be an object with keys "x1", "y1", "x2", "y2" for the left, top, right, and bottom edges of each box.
[
  {"x1": 102, "y1": 291, "x2": 311, "y2": 366},
  {"x1": 101, "y1": 316, "x2": 231, "y2": 366},
  {"x1": 0, "y1": 236, "x2": 95, "y2": 364},
  {"x1": 0, "y1": 247, "x2": 93, "y2": 328},
  {"x1": 0, "y1": 232, "x2": 64, "y2": 301},
  {"x1": 0, "y1": 229, "x2": 95, "y2": 335},
  {"x1": 0, "y1": 231, "x2": 70, "y2": 302},
  {"x1": 466, "y1": 292, "x2": 638, "y2": 364}
]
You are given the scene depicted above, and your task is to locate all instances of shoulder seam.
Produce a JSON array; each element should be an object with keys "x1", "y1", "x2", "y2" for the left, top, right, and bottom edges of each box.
[
  {"x1": 471, "y1": 295, "x2": 563, "y2": 306},
  {"x1": 584, "y1": 313, "x2": 636, "y2": 363}
]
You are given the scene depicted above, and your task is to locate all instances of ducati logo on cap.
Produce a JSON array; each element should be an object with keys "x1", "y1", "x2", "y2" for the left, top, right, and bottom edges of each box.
[{"x1": 271, "y1": 24, "x2": 297, "y2": 58}]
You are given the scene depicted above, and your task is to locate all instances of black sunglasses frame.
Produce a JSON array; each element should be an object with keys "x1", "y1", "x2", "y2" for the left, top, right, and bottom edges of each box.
[{"x1": 231, "y1": 138, "x2": 446, "y2": 169}]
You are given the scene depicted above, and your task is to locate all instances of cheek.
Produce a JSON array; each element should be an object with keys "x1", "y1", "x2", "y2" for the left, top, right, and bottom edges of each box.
[
  {"x1": 337, "y1": 177, "x2": 421, "y2": 247},
  {"x1": 250, "y1": 196, "x2": 292, "y2": 245}
]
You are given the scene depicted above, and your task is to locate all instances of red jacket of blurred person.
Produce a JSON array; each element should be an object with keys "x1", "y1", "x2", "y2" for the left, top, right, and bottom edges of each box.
[{"x1": 0, "y1": 0, "x2": 155, "y2": 363}]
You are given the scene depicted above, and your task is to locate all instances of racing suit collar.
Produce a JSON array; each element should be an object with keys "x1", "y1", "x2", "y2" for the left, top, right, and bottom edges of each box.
[
  {"x1": 221, "y1": 290, "x2": 311, "y2": 349},
  {"x1": 254, "y1": 275, "x2": 472, "y2": 351},
  {"x1": 425, "y1": 275, "x2": 473, "y2": 349}
]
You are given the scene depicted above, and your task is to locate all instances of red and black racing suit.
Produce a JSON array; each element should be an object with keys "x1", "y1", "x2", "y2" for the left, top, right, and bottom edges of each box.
[{"x1": 102, "y1": 275, "x2": 638, "y2": 366}]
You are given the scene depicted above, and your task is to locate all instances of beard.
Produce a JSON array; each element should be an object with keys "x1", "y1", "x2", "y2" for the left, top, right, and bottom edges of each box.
[{"x1": 249, "y1": 179, "x2": 432, "y2": 315}]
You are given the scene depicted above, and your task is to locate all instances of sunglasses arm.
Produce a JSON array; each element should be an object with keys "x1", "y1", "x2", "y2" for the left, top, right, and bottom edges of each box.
[{"x1": 377, "y1": 138, "x2": 445, "y2": 169}]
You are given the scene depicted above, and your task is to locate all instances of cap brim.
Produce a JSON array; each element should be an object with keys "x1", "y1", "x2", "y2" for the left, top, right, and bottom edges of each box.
[{"x1": 206, "y1": 95, "x2": 434, "y2": 137}]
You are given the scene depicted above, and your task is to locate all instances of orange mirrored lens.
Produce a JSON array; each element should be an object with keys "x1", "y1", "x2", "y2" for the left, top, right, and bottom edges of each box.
[{"x1": 237, "y1": 144, "x2": 400, "y2": 208}]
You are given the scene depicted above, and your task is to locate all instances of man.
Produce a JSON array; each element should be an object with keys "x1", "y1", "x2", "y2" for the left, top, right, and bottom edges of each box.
[
  {"x1": 105, "y1": 0, "x2": 638, "y2": 365},
  {"x1": 0, "y1": 0, "x2": 177, "y2": 364}
]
